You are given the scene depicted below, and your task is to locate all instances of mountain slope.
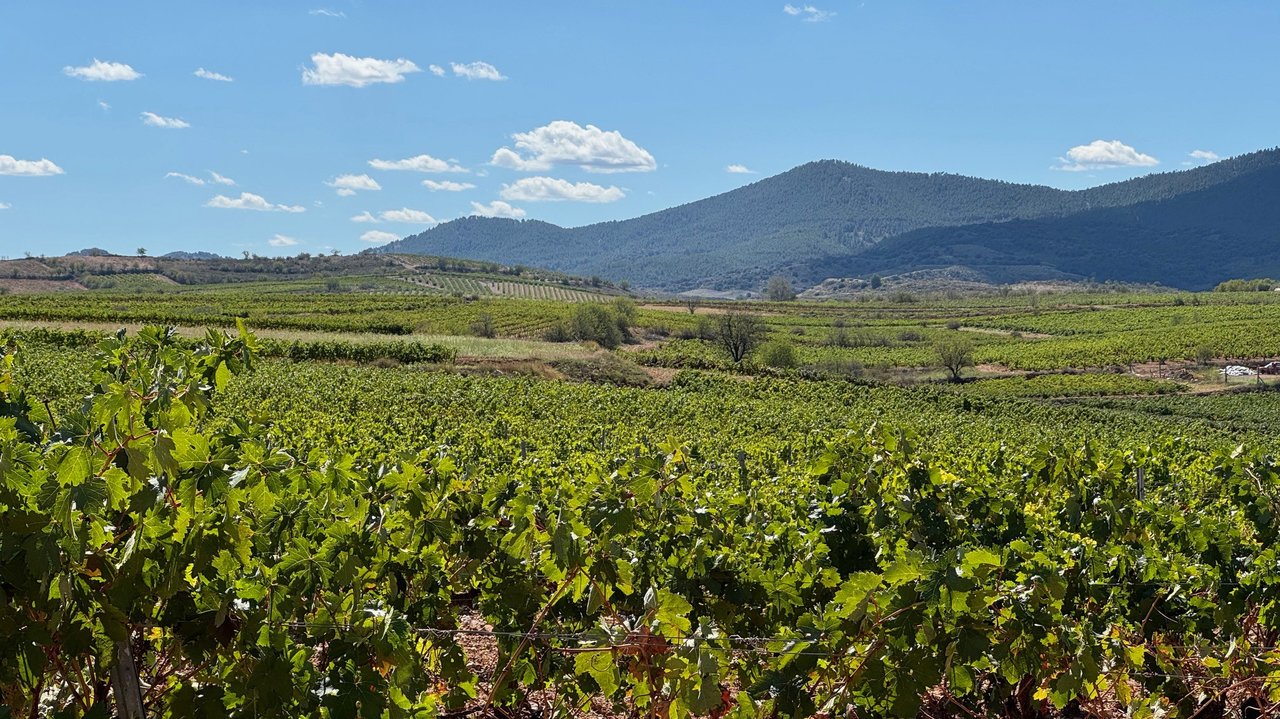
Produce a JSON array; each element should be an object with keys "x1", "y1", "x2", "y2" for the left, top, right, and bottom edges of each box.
[
  {"x1": 826, "y1": 162, "x2": 1280, "y2": 290},
  {"x1": 377, "y1": 148, "x2": 1280, "y2": 291}
]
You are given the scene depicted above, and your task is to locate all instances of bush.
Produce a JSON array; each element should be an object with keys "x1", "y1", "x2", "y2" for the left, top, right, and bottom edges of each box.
[
  {"x1": 757, "y1": 341, "x2": 799, "y2": 369},
  {"x1": 543, "y1": 321, "x2": 574, "y2": 342},
  {"x1": 571, "y1": 304, "x2": 625, "y2": 349},
  {"x1": 550, "y1": 354, "x2": 652, "y2": 387}
]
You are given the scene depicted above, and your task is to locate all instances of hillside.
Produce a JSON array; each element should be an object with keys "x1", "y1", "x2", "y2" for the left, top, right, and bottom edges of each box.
[
  {"x1": 377, "y1": 148, "x2": 1280, "y2": 292},
  {"x1": 835, "y1": 161, "x2": 1280, "y2": 290},
  {"x1": 0, "y1": 251, "x2": 627, "y2": 299}
]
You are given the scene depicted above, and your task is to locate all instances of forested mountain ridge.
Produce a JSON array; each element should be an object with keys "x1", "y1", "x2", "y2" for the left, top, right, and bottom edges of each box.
[{"x1": 375, "y1": 148, "x2": 1280, "y2": 291}]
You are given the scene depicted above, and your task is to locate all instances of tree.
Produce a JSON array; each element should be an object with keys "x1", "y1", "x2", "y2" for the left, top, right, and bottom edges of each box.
[
  {"x1": 136, "y1": 247, "x2": 147, "y2": 257},
  {"x1": 766, "y1": 275, "x2": 796, "y2": 301},
  {"x1": 684, "y1": 296, "x2": 701, "y2": 315},
  {"x1": 470, "y1": 313, "x2": 496, "y2": 338},
  {"x1": 935, "y1": 336, "x2": 975, "y2": 381},
  {"x1": 715, "y1": 312, "x2": 767, "y2": 363},
  {"x1": 870, "y1": 274, "x2": 882, "y2": 289}
]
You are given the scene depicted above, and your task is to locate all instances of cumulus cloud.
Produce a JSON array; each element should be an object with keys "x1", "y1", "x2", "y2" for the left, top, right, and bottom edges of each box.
[
  {"x1": 726, "y1": 164, "x2": 754, "y2": 174},
  {"x1": 309, "y1": 8, "x2": 345, "y2": 17},
  {"x1": 141, "y1": 112, "x2": 190, "y2": 129},
  {"x1": 422, "y1": 180, "x2": 476, "y2": 192},
  {"x1": 351, "y1": 211, "x2": 380, "y2": 223},
  {"x1": 783, "y1": 4, "x2": 835, "y2": 22},
  {"x1": 428, "y1": 64, "x2": 445, "y2": 77},
  {"x1": 326, "y1": 173, "x2": 381, "y2": 196},
  {"x1": 268, "y1": 234, "x2": 299, "y2": 247},
  {"x1": 368, "y1": 154, "x2": 467, "y2": 173},
  {"x1": 209, "y1": 171, "x2": 235, "y2": 186},
  {"x1": 360, "y1": 230, "x2": 400, "y2": 244},
  {"x1": 470, "y1": 200, "x2": 526, "y2": 219},
  {"x1": 194, "y1": 67, "x2": 233, "y2": 82},
  {"x1": 64, "y1": 59, "x2": 141, "y2": 81},
  {"x1": 0, "y1": 155, "x2": 64, "y2": 176},
  {"x1": 491, "y1": 120, "x2": 656, "y2": 174},
  {"x1": 166, "y1": 172, "x2": 205, "y2": 185},
  {"x1": 206, "y1": 192, "x2": 305, "y2": 212},
  {"x1": 1054, "y1": 140, "x2": 1159, "y2": 172},
  {"x1": 0, "y1": 202, "x2": 10, "y2": 210},
  {"x1": 98, "y1": 100, "x2": 111, "y2": 111},
  {"x1": 499, "y1": 176, "x2": 624, "y2": 203},
  {"x1": 1187, "y1": 149, "x2": 1220, "y2": 165},
  {"x1": 378, "y1": 208, "x2": 437, "y2": 224},
  {"x1": 451, "y1": 61, "x2": 506, "y2": 81},
  {"x1": 302, "y1": 52, "x2": 421, "y2": 87}
]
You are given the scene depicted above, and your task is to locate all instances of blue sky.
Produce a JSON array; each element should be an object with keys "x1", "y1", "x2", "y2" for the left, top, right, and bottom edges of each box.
[{"x1": 2, "y1": 1, "x2": 1278, "y2": 258}]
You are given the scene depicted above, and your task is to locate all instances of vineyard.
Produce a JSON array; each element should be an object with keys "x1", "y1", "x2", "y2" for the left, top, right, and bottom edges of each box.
[{"x1": 4, "y1": 285, "x2": 1280, "y2": 718}]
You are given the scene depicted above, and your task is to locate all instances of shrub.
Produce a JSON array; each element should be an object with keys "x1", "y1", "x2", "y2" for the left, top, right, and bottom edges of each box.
[
  {"x1": 757, "y1": 341, "x2": 799, "y2": 369},
  {"x1": 543, "y1": 321, "x2": 574, "y2": 343},
  {"x1": 571, "y1": 304, "x2": 624, "y2": 349},
  {"x1": 550, "y1": 354, "x2": 652, "y2": 387}
]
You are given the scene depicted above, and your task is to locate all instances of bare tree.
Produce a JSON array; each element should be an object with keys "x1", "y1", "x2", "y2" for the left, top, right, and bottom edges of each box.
[
  {"x1": 684, "y1": 296, "x2": 701, "y2": 315},
  {"x1": 935, "y1": 336, "x2": 975, "y2": 382},
  {"x1": 715, "y1": 312, "x2": 767, "y2": 363}
]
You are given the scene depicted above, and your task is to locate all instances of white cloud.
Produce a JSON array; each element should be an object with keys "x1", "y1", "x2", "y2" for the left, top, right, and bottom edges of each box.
[
  {"x1": 351, "y1": 211, "x2": 380, "y2": 223},
  {"x1": 368, "y1": 154, "x2": 467, "y2": 173},
  {"x1": 783, "y1": 4, "x2": 835, "y2": 22},
  {"x1": 141, "y1": 112, "x2": 190, "y2": 129},
  {"x1": 63, "y1": 59, "x2": 141, "y2": 82},
  {"x1": 726, "y1": 164, "x2": 755, "y2": 174},
  {"x1": 1054, "y1": 140, "x2": 1159, "y2": 172},
  {"x1": 361, "y1": 230, "x2": 400, "y2": 244},
  {"x1": 0, "y1": 155, "x2": 64, "y2": 176},
  {"x1": 422, "y1": 179, "x2": 476, "y2": 192},
  {"x1": 98, "y1": 100, "x2": 111, "y2": 111},
  {"x1": 166, "y1": 172, "x2": 205, "y2": 185},
  {"x1": 309, "y1": 8, "x2": 345, "y2": 17},
  {"x1": 302, "y1": 52, "x2": 421, "y2": 87},
  {"x1": 1189, "y1": 149, "x2": 1220, "y2": 163},
  {"x1": 194, "y1": 67, "x2": 234, "y2": 82},
  {"x1": 470, "y1": 200, "x2": 526, "y2": 219},
  {"x1": 268, "y1": 234, "x2": 299, "y2": 247},
  {"x1": 326, "y1": 173, "x2": 382, "y2": 195},
  {"x1": 451, "y1": 61, "x2": 506, "y2": 81},
  {"x1": 209, "y1": 171, "x2": 235, "y2": 186},
  {"x1": 206, "y1": 192, "x2": 305, "y2": 212},
  {"x1": 490, "y1": 120, "x2": 656, "y2": 174},
  {"x1": 499, "y1": 176, "x2": 624, "y2": 203},
  {"x1": 428, "y1": 64, "x2": 445, "y2": 77},
  {"x1": 0, "y1": 202, "x2": 10, "y2": 210},
  {"x1": 378, "y1": 208, "x2": 437, "y2": 224}
]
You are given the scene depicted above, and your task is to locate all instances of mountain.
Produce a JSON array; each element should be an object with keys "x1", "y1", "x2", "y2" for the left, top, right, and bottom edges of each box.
[{"x1": 376, "y1": 148, "x2": 1280, "y2": 291}]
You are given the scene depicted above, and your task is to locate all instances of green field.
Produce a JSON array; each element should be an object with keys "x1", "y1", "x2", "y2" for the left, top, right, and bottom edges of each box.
[{"x1": 4, "y1": 286, "x2": 1280, "y2": 718}]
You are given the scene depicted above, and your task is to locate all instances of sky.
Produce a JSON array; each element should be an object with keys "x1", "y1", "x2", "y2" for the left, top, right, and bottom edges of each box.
[{"x1": 2, "y1": 1, "x2": 1278, "y2": 258}]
